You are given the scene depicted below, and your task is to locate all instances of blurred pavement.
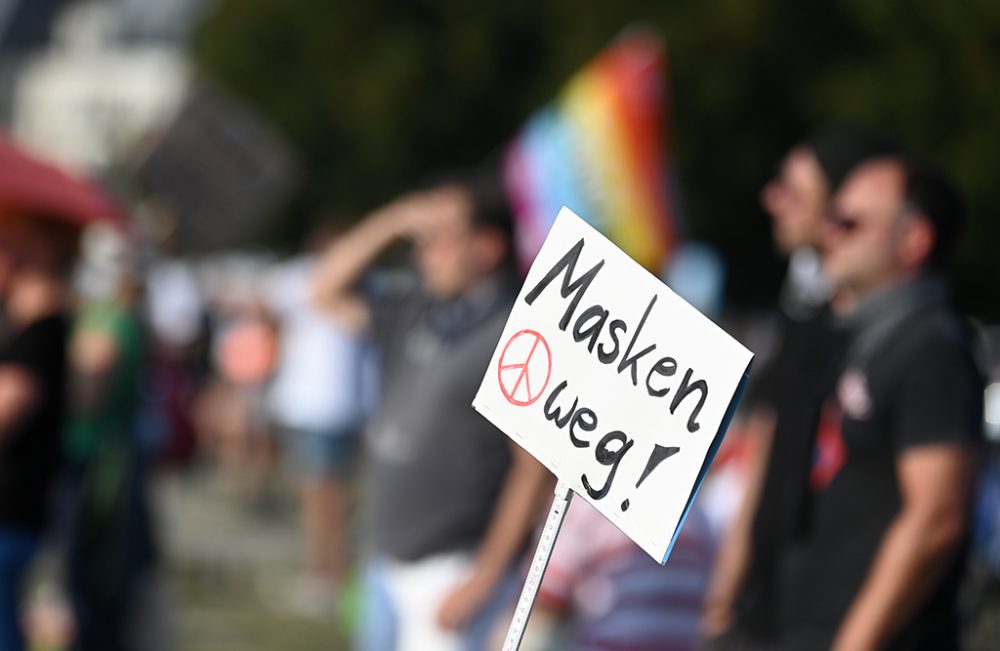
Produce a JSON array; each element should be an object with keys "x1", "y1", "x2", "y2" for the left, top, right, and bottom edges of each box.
[{"x1": 157, "y1": 469, "x2": 349, "y2": 651}]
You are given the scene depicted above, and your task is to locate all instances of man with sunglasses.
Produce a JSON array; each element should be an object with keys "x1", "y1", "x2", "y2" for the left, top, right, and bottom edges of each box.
[
  {"x1": 704, "y1": 126, "x2": 901, "y2": 650},
  {"x1": 780, "y1": 157, "x2": 983, "y2": 651}
]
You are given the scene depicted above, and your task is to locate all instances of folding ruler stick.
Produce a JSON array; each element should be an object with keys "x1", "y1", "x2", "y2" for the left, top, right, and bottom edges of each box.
[{"x1": 502, "y1": 480, "x2": 573, "y2": 651}]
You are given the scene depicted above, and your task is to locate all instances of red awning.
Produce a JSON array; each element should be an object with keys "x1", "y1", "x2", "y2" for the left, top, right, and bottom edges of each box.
[{"x1": 0, "y1": 131, "x2": 126, "y2": 226}]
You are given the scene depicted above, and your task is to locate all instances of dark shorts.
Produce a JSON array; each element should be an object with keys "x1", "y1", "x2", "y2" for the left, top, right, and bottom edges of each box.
[{"x1": 287, "y1": 427, "x2": 360, "y2": 479}]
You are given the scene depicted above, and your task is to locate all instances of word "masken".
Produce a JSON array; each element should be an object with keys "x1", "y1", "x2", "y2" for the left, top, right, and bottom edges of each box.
[{"x1": 524, "y1": 238, "x2": 709, "y2": 433}]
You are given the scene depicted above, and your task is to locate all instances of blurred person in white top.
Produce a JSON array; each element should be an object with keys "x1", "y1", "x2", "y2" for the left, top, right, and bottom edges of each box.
[{"x1": 265, "y1": 229, "x2": 376, "y2": 615}]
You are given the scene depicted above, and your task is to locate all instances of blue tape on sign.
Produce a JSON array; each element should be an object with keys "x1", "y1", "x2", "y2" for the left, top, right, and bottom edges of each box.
[{"x1": 660, "y1": 360, "x2": 752, "y2": 564}]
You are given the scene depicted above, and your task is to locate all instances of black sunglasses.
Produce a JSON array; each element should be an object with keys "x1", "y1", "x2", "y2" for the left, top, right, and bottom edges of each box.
[{"x1": 828, "y1": 211, "x2": 861, "y2": 234}]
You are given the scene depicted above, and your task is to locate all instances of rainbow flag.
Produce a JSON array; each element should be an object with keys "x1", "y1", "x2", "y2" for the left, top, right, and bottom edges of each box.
[{"x1": 503, "y1": 28, "x2": 678, "y2": 273}]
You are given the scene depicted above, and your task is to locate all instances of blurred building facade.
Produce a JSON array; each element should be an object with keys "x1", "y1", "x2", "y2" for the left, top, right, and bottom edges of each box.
[
  {"x1": 1, "y1": 0, "x2": 207, "y2": 174},
  {"x1": 1, "y1": 0, "x2": 297, "y2": 252}
]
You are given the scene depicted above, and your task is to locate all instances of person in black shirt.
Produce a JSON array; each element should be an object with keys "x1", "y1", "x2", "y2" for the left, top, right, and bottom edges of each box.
[
  {"x1": 781, "y1": 158, "x2": 982, "y2": 650},
  {"x1": 0, "y1": 213, "x2": 74, "y2": 651},
  {"x1": 704, "y1": 126, "x2": 900, "y2": 648}
]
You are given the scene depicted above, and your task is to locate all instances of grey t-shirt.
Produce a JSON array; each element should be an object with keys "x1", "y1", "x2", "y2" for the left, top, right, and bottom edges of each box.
[{"x1": 365, "y1": 278, "x2": 514, "y2": 561}]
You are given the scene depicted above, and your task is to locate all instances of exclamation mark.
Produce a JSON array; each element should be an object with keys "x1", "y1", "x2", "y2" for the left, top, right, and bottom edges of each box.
[{"x1": 620, "y1": 445, "x2": 680, "y2": 511}]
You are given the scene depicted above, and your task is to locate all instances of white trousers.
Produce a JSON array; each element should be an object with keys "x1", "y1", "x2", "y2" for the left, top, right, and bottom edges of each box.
[{"x1": 384, "y1": 551, "x2": 476, "y2": 651}]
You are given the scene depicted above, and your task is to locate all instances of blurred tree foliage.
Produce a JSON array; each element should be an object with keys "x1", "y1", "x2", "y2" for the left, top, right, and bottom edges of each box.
[{"x1": 192, "y1": 0, "x2": 1000, "y2": 316}]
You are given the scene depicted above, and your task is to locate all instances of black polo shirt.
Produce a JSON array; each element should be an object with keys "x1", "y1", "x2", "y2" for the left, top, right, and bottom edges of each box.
[
  {"x1": 783, "y1": 301, "x2": 983, "y2": 651},
  {"x1": 0, "y1": 313, "x2": 68, "y2": 531},
  {"x1": 737, "y1": 305, "x2": 849, "y2": 641}
]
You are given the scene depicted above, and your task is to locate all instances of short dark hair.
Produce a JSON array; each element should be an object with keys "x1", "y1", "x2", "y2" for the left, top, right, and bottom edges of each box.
[
  {"x1": 464, "y1": 173, "x2": 514, "y2": 242},
  {"x1": 805, "y1": 123, "x2": 903, "y2": 193},
  {"x1": 464, "y1": 170, "x2": 517, "y2": 279},
  {"x1": 423, "y1": 168, "x2": 516, "y2": 270},
  {"x1": 902, "y1": 159, "x2": 966, "y2": 270},
  {"x1": 422, "y1": 170, "x2": 513, "y2": 236}
]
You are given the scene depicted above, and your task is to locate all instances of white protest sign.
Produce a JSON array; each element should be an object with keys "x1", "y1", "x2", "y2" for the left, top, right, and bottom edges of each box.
[{"x1": 474, "y1": 208, "x2": 753, "y2": 563}]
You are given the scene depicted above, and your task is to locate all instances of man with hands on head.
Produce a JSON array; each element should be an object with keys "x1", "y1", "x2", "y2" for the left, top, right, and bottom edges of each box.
[{"x1": 313, "y1": 175, "x2": 549, "y2": 651}]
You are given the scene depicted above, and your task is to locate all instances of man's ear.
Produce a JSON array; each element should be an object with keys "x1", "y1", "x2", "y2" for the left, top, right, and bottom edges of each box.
[
  {"x1": 472, "y1": 228, "x2": 508, "y2": 275},
  {"x1": 900, "y1": 214, "x2": 936, "y2": 270}
]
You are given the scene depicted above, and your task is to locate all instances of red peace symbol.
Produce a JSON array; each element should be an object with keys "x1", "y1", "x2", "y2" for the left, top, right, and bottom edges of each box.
[{"x1": 497, "y1": 329, "x2": 552, "y2": 406}]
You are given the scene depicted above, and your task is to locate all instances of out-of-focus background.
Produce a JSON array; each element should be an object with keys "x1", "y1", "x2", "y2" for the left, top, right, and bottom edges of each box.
[
  {"x1": 3, "y1": 0, "x2": 999, "y2": 311},
  {"x1": 1, "y1": 1, "x2": 999, "y2": 650}
]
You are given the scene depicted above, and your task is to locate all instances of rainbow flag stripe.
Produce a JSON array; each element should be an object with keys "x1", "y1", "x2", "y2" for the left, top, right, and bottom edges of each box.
[{"x1": 503, "y1": 29, "x2": 677, "y2": 273}]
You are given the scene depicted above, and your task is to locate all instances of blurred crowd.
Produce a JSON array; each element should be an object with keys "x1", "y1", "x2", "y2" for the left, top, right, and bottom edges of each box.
[{"x1": 1, "y1": 119, "x2": 999, "y2": 651}]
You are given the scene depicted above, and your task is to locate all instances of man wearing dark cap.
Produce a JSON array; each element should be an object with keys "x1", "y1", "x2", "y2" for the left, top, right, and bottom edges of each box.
[
  {"x1": 766, "y1": 124, "x2": 904, "y2": 316},
  {"x1": 780, "y1": 157, "x2": 982, "y2": 651},
  {"x1": 703, "y1": 125, "x2": 901, "y2": 649}
]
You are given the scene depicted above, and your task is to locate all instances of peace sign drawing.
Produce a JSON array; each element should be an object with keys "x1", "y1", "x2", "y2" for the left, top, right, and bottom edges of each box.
[{"x1": 497, "y1": 329, "x2": 553, "y2": 407}]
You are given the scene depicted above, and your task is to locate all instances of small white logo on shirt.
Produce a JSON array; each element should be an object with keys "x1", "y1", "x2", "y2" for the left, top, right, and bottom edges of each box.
[
  {"x1": 369, "y1": 420, "x2": 417, "y2": 464},
  {"x1": 837, "y1": 367, "x2": 872, "y2": 420}
]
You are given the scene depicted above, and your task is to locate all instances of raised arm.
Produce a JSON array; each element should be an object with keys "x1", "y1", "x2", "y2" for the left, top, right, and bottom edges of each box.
[{"x1": 311, "y1": 192, "x2": 441, "y2": 329}]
